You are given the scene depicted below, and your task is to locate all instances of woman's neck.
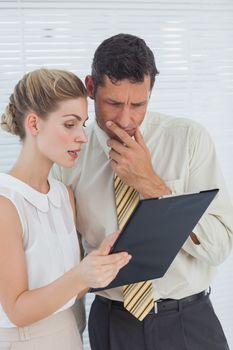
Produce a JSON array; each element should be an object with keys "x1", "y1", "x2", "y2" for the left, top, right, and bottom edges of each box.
[{"x1": 9, "y1": 148, "x2": 53, "y2": 194}]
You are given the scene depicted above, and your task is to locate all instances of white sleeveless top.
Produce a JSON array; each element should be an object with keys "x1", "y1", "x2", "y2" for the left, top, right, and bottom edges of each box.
[{"x1": 0, "y1": 173, "x2": 80, "y2": 328}]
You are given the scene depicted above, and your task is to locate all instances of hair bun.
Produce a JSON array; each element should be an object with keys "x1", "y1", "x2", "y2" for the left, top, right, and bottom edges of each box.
[{"x1": 1, "y1": 103, "x2": 20, "y2": 136}]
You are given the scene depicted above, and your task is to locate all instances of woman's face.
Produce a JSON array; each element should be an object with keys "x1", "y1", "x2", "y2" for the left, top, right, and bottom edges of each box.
[{"x1": 36, "y1": 97, "x2": 88, "y2": 168}]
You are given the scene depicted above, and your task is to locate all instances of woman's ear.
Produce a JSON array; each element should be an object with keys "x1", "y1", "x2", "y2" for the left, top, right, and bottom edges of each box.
[
  {"x1": 85, "y1": 75, "x2": 95, "y2": 99},
  {"x1": 25, "y1": 113, "x2": 40, "y2": 136}
]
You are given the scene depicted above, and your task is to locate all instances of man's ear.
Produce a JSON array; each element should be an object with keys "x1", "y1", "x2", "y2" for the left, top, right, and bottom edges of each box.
[
  {"x1": 25, "y1": 113, "x2": 40, "y2": 136},
  {"x1": 85, "y1": 75, "x2": 95, "y2": 99}
]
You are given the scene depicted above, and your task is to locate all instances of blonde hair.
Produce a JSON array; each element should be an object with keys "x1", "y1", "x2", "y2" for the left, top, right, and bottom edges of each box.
[{"x1": 1, "y1": 68, "x2": 87, "y2": 140}]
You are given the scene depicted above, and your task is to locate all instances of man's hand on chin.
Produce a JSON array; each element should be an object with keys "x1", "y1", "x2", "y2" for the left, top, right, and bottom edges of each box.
[{"x1": 106, "y1": 121, "x2": 171, "y2": 198}]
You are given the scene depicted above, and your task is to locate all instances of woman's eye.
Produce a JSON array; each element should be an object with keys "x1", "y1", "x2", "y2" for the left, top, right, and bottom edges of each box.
[{"x1": 64, "y1": 124, "x2": 75, "y2": 129}]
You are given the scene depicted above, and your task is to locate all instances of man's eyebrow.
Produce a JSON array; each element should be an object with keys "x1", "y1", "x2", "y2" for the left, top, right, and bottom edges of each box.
[
  {"x1": 105, "y1": 98, "x2": 123, "y2": 104},
  {"x1": 105, "y1": 98, "x2": 147, "y2": 105},
  {"x1": 131, "y1": 100, "x2": 147, "y2": 106}
]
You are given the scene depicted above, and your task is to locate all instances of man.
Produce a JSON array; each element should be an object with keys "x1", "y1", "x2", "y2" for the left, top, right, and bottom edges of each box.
[{"x1": 53, "y1": 34, "x2": 233, "y2": 349}]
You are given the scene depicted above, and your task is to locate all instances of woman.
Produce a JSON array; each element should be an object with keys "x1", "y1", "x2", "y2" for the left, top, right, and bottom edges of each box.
[{"x1": 0, "y1": 68, "x2": 131, "y2": 349}]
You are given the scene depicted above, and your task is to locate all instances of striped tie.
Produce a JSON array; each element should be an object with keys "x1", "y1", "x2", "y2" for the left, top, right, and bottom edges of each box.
[{"x1": 114, "y1": 175, "x2": 154, "y2": 321}]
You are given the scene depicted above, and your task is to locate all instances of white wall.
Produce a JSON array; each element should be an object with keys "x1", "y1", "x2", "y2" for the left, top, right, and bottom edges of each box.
[{"x1": 0, "y1": 1, "x2": 233, "y2": 349}]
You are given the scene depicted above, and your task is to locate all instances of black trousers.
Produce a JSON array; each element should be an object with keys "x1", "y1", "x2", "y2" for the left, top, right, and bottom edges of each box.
[{"x1": 88, "y1": 292, "x2": 230, "y2": 350}]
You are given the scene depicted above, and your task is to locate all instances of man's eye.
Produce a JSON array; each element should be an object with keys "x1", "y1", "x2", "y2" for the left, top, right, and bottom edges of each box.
[
  {"x1": 132, "y1": 104, "x2": 144, "y2": 108},
  {"x1": 108, "y1": 102, "x2": 121, "y2": 106}
]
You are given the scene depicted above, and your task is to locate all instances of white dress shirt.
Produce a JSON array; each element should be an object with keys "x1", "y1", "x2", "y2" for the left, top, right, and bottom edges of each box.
[
  {"x1": 0, "y1": 174, "x2": 80, "y2": 327},
  {"x1": 52, "y1": 112, "x2": 233, "y2": 302}
]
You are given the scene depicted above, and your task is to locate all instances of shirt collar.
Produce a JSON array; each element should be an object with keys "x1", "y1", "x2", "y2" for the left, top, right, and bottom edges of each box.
[
  {"x1": 0, "y1": 173, "x2": 61, "y2": 212},
  {"x1": 94, "y1": 121, "x2": 110, "y2": 158}
]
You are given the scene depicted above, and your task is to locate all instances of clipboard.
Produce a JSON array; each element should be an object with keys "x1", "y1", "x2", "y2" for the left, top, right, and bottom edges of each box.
[{"x1": 90, "y1": 189, "x2": 219, "y2": 292}]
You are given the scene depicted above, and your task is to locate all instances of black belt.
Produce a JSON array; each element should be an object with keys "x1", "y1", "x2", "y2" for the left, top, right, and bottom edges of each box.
[{"x1": 96, "y1": 290, "x2": 209, "y2": 314}]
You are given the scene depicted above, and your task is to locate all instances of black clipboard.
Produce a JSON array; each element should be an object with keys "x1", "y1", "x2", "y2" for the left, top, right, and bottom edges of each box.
[{"x1": 90, "y1": 189, "x2": 219, "y2": 292}]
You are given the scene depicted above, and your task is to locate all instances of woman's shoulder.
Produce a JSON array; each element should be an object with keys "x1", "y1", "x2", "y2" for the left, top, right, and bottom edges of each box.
[
  {"x1": 0, "y1": 175, "x2": 26, "y2": 236},
  {"x1": 0, "y1": 193, "x2": 23, "y2": 238},
  {"x1": 0, "y1": 173, "x2": 23, "y2": 206},
  {"x1": 0, "y1": 193, "x2": 17, "y2": 211}
]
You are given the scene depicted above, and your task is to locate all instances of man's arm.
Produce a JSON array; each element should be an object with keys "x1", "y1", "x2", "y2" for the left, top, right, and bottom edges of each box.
[
  {"x1": 181, "y1": 124, "x2": 233, "y2": 265},
  {"x1": 106, "y1": 121, "x2": 233, "y2": 266}
]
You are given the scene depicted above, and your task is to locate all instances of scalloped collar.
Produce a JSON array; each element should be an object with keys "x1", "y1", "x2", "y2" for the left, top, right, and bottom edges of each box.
[{"x1": 0, "y1": 173, "x2": 61, "y2": 212}]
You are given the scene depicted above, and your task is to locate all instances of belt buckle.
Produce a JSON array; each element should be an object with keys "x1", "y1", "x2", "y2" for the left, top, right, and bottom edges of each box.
[{"x1": 154, "y1": 301, "x2": 158, "y2": 314}]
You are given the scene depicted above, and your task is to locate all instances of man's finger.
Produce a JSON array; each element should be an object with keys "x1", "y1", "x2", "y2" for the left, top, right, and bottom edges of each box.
[
  {"x1": 106, "y1": 121, "x2": 135, "y2": 148},
  {"x1": 107, "y1": 139, "x2": 127, "y2": 155},
  {"x1": 109, "y1": 149, "x2": 122, "y2": 164},
  {"x1": 134, "y1": 126, "x2": 146, "y2": 148}
]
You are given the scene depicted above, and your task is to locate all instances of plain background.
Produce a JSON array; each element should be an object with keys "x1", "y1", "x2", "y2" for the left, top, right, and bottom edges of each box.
[{"x1": 0, "y1": 1, "x2": 232, "y2": 349}]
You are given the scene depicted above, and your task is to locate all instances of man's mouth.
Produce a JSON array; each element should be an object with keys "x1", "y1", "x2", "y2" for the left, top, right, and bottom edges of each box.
[{"x1": 124, "y1": 128, "x2": 134, "y2": 135}]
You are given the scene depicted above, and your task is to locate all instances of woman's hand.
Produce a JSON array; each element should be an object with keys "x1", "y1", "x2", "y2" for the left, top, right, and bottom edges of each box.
[{"x1": 77, "y1": 232, "x2": 131, "y2": 289}]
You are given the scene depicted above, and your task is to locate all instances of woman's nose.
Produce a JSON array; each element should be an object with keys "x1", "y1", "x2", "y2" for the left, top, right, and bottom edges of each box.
[{"x1": 75, "y1": 129, "x2": 88, "y2": 144}]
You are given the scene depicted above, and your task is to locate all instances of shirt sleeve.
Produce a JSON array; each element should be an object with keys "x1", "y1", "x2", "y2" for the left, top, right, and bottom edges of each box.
[{"x1": 181, "y1": 124, "x2": 233, "y2": 266}]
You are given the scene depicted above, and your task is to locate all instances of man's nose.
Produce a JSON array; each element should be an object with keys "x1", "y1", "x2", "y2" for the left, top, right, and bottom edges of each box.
[{"x1": 116, "y1": 106, "x2": 131, "y2": 128}]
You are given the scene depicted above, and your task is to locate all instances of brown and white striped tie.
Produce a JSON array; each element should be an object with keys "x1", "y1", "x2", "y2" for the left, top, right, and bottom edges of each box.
[{"x1": 114, "y1": 175, "x2": 154, "y2": 321}]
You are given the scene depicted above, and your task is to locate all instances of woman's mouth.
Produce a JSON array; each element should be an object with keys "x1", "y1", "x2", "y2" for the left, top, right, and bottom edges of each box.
[{"x1": 68, "y1": 149, "x2": 80, "y2": 160}]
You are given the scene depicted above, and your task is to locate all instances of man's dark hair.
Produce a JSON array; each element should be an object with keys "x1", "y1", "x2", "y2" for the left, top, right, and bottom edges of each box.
[{"x1": 91, "y1": 33, "x2": 159, "y2": 91}]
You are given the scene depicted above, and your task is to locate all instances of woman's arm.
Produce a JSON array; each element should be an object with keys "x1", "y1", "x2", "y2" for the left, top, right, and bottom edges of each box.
[
  {"x1": 66, "y1": 185, "x2": 87, "y2": 297},
  {"x1": 0, "y1": 196, "x2": 130, "y2": 327}
]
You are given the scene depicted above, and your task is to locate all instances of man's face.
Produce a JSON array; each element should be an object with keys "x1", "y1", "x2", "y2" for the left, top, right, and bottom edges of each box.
[{"x1": 86, "y1": 75, "x2": 151, "y2": 139}]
